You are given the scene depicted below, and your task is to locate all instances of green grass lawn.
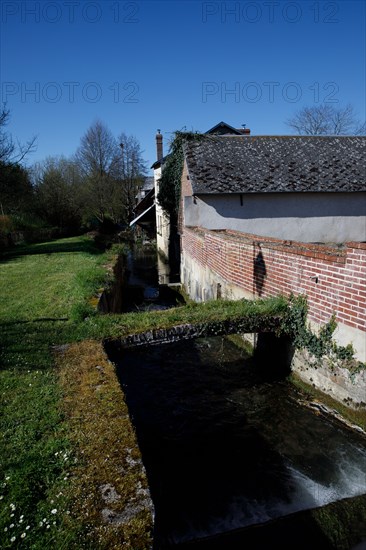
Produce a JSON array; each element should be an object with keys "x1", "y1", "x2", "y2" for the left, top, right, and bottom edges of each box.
[{"x1": 0, "y1": 236, "x2": 109, "y2": 549}]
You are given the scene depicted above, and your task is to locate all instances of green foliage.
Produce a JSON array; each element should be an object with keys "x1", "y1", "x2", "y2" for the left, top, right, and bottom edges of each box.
[
  {"x1": 0, "y1": 214, "x2": 13, "y2": 233},
  {"x1": 157, "y1": 130, "x2": 209, "y2": 217},
  {"x1": 281, "y1": 294, "x2": 361, "y2": 369},
  {"x1": 109, "y1": 241, "x2": 130, "y2": 256},
  {"x1": 0, "y1": 161, "x2": 34, "y2": 216}
]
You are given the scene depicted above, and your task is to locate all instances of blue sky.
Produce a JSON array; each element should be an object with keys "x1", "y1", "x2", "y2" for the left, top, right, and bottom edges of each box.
[{"x1": 1, "y1": 0, "x2": 365, "y2": 172}]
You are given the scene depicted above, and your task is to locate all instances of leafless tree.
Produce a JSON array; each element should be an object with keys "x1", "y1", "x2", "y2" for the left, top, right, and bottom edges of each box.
[
  {"x1": 286, "y1": 104, "x2": 365, "y2": 135},
  {"x1": 118, "y1": 132, "x2": 146, "y2": 222},
  {"x1": 75, "y1": 120, "x2": 122, "y2": 224},
  {"x1": 0, "y1": 104, "x2": 37, "y2": 164},
  {"x1": 75, "y1": 121, "x2": 146, "y2": 225}
]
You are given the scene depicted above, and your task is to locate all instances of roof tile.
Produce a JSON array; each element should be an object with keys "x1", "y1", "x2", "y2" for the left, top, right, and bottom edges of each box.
[{"x1": 183, "y1": 135, "x2": 366, "y2": 193}]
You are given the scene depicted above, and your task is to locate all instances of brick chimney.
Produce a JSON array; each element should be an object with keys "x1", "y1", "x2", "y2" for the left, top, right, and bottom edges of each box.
[
  {"x1": 237, "y1": 125, "x2": 250, "y2": 135},
  {"x1": 156, "y1": 129, "x2": 163, "y2": 160}
]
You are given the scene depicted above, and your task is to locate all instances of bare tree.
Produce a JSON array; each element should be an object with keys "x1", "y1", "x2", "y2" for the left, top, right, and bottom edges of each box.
[
  {"x1": 286, "y1": 104, "x2": 365, "y2": 135},
  {"x1": 0, "y1": 105, "x2": 37, "y2": 164},
  {"x1": 75, "y1": 121, "x2": 147, "y2": 225},
  {"x1": 118, "y1": 132, "x2": 146, "y2": 222},
  {"x1": 75, "y1": 120, "x2": 122, "y2": 224}
]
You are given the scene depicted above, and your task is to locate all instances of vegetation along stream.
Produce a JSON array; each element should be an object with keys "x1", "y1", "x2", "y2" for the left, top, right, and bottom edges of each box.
[{"x1": 105, "y1": 245, "x2": 366, "y2": 549}]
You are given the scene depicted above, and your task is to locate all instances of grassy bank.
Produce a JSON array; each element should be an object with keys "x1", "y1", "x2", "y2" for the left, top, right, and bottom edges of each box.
[
  {"x1": 0, "y1": 235, "x2": 287, "y2": 549},
  {"x1": 0, "y1": 236, "x2": 111, "y2": 548},
  {"x1": 1, "y1": 235, "x2": 364, "y2": 549}
]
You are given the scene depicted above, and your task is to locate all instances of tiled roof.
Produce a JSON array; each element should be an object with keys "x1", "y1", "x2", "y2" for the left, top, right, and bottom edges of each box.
[{"x1": 183, "y1": 135, "x2": 366, "y2": 193}]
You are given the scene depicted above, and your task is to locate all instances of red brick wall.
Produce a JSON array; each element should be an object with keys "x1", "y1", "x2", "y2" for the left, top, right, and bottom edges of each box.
[{"x1": 182, "y1": 227, "x2": 366, "y2": 332}]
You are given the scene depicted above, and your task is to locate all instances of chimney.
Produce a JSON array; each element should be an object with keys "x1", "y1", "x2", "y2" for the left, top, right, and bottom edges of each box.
[
  {"x1": 237, "y1": 125, "x2": 250, "y2": 135},
  {"x1": 156, "y1": 129, "x2": 163, "y2": 160}
]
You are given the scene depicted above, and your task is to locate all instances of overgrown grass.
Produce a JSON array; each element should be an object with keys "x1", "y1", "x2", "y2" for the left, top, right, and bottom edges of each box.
[{"x1": 76, "y1": 293, "x2": 288, "y2": 342}]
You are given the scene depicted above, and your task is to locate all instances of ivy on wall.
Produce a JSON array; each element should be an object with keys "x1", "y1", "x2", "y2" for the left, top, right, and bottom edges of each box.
[
  {"x1": 157, "y1": 130, "x2": 210, "y2": 218},
  {"x1": 281, "y1": 294, "x2": 365, "y2": 375}
]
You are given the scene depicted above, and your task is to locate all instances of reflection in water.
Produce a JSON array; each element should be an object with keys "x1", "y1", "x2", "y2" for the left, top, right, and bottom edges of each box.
[
  {"x1": 122, "y1": 245, "x2": 182, "y2": 312},
  {"x1": 106, "y1": 336, "x2": 366, "y2": 548}
]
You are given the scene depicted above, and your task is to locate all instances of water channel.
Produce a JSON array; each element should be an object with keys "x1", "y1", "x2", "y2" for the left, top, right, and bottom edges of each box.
[
  {"x1": 121, "y1": 244, "x2": 181, "y2": 312},
  {"x1": 106, "y1": 245, "x2": 366, "y2": 549}
]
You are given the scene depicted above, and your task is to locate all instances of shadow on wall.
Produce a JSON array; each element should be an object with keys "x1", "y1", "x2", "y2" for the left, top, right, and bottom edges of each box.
[{"x1": 253, "y1": 248, "x2": 267, "y2": 296}]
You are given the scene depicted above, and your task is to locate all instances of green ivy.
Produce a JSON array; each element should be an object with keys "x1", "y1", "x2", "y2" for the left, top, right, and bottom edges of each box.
[
  {"x1": 157, "y1": 130, "x2": 210, "y2": 217},
  {"x1": 281, "y1": 294, "x2": 364, "y2": 372}
]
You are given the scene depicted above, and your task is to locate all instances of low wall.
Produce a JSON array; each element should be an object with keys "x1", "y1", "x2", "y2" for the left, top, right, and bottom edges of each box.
[
  {"x1": 292, "y1": 349, "x2": 366, "y2": 409},
  {"x1": 241, "y1": 333, "x2": 366, "y2": 410},
  {"x1": 181, "y1": 227, "x2": 366, "y2": 363}
]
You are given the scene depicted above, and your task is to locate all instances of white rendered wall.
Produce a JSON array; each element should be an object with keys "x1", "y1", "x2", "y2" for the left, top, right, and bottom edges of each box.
[{"x1": 184, "y1": 192, "x2": 366, "y2": 243}]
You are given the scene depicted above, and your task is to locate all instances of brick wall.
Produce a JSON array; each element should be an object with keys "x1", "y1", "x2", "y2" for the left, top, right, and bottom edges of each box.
[{"x1": 182, "y1": 227, "x2": 366, "y2": 333}]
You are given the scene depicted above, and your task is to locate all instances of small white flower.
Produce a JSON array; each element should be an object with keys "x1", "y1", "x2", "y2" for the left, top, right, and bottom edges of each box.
[
  {"x1": 26, "y1": 525, "x2": 30, "y2": 530},
  {"x1": 39, "y1": 521, "x2": 43, "y2": 526},
  {"x1": 10, "y1": 513, "x2": 14, "y2": 518},
  {"x1": 5, "y1": 476, "x2": 10, "y2": 481},
  {"x1": 0, "y1": 496, "x2": 3, "y2": 500},
  {"x1": 20, "y1": 515, "x2": 24, "y2": 520},
  {"x1": 10, "y1": 523, "x2": 14, "y2": 528},
  {"x1": 10, "y1": 536, "x2": 16, "y2": 542},
  {"x1": 46, "y1": 525, "x2": 50, "y2": 529},
  {"x1": 4, "y1": 527, "x2": 8, "y2": 532},
  {"x1": 21, "y1": 533, "x2": 26, "y2": 538},
  {"x1": 51, "y1": 508, "x2": 57, "y2": 514},
  {"x1": 19, "y1": 518, "x2": 23, "y2": 523}
]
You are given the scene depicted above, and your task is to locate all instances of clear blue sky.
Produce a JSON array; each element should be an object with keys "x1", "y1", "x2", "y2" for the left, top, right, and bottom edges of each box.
[{"x1": 1, "y1": 0, "x2": 365, "y2": 172}]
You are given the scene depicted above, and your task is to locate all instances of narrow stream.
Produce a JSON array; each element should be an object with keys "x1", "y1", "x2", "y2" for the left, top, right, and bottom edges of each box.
[
  {"x1": 106, "y1": 336, "x2": 366, "y2": 549},
  {"x1": 106, "y1": 244, "x2": 366, "y2": 548},
  {"x1": 121, "y1": 244, "x2": 182, "y2": 312}
]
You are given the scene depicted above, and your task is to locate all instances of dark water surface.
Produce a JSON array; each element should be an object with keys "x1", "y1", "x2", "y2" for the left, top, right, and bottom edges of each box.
[
  {"x1": 122, "y1": 245, "x2": 181, "y2": 312},
  {"x1": 108, "y1": 336, "x2": 366, "y2": 549}
]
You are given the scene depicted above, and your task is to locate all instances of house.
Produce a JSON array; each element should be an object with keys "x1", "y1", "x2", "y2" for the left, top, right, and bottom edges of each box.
[
  {"x1": 151, "y1": 130, "x2": 170, "y2": 261},
  {"x1": 177, "y1": 133, "x2": 366, "y2": 363},
  {"x1": 129, "y1": 176, "x2": 155, "y2": 236},
  {"x1": 136, "y1": 176, "x2": 154, "y2": 203},
  {"x1": 152, "y1": 122, "x2": 251, "y2": 264},
  {"x1": 181, "y1": 135, "x2": 365, "y2": 243}
]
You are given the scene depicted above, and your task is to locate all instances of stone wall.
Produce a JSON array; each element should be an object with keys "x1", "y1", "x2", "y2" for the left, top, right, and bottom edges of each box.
[{"x1": 291, "y1": 348, "x2": 366, "y2": 409}]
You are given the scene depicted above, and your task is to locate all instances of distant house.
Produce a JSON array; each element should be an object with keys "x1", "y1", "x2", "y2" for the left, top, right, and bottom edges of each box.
[
  {"x1": 136, "y1": 176, "x2": 154, "y2": 203},
  {"x1": 129, "y1": 176, "x2": 155, "y2": 236},
  {"x1": 153, "y1": 122, "x2": 251, "y2": 263},
  {"x1": 151, "y1": 130, "x2": 170, "y2": 260}
]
